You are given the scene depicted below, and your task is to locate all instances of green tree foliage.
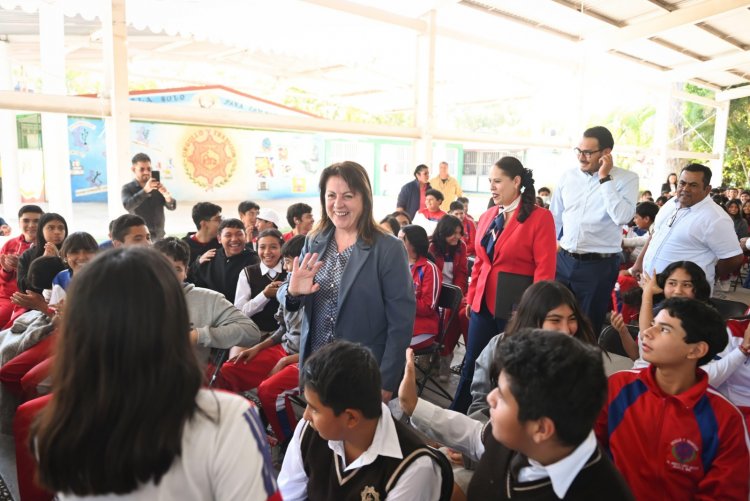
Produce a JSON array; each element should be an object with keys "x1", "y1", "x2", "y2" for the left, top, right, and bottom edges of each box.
[
  {"x1": 722, "y1": 97, "x2": 750, "y2": 187},
  {"x1": 679, "y1": 84, "x2": 715, "y2": 155}
]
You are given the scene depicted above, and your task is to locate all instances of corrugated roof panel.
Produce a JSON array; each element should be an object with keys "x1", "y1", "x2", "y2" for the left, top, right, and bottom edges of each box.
[
  {"x1": 703, "y1": 10, "x2": 750, "y2": 47},
  {"x1": 615, "y1": 38, "x2": 697, "y2": 67},
  {"x1": 657, "y1": 24, "x2": 743, "y2": 57},
  {"x1": 699, "y1": 70, "x2": 749, "y2": 87},
  {"x1": 575, "y1": 0, "x2": 660, "y2": 24}
]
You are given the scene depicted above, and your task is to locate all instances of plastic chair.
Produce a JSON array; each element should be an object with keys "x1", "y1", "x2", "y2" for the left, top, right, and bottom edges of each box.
[
  {"x1": 414, "y1": 283, "x2": 463, "y2": 401},
  {"x1": 598, "y1": 324, "x2": 638, "y2": 359},
  {"x1": 207, "y1": 348, "x2": 229, "y2": 387},
  {"x1": 709, "y1": 298, "x2": 748, "y2": 320}
]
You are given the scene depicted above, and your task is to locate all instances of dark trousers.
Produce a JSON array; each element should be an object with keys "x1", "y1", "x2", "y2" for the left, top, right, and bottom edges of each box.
[
  {"x1": 555, "y1": 250, "x2": 619, "y2": 336},
  {"x1": 450, "y1": 302, "x2": 506, "y2": 414}
]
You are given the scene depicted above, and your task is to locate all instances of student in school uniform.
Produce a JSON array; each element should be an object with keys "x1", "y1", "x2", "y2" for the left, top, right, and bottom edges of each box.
[
  {"x1": 596, "y1": 297, "x2": 750, "y2": 501},
  {"x1": 399, "y1": 330, "x2": 634, "y2": 501},
  {"x1": 278, "y1": 341, "x2": 452, "y2": 501}
]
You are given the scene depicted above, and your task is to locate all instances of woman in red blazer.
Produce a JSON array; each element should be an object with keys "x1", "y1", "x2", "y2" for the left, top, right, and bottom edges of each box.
[{"x1": 451, "y1": 156, "x2": 557, "y2": 413}]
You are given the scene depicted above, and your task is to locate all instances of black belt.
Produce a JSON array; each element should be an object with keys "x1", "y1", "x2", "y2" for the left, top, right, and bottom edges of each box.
[{"x1": 560, "y1": 248, "x2": 617, "y2": 261}]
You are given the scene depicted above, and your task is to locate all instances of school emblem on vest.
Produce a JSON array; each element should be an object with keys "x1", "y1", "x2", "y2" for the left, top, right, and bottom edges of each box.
[{"x1": 360, "y1": 485, "x2": 381, "y2": 501}]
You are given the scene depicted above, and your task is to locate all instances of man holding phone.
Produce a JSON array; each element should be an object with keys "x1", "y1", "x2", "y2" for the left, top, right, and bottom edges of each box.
[
  {"x1": 550, "y1": 126, "x2": 639, "y2": 335},
  {"x1": 121, "y1": 152, "x2": 176, "y2": 241}
]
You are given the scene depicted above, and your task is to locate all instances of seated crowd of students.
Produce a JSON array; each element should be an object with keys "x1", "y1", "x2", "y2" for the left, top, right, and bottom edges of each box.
[{"x1": 0, "y1": 179, "x2": 748, "y2": 501}]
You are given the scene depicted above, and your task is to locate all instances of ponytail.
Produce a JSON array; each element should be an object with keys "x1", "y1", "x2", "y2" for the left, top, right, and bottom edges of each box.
[
  {"x1": 495, "y1": 157, "x2": 537, "y2": 223},
  {"x1": 517, "y1": 167, "x2": 537, "y2": 223}
]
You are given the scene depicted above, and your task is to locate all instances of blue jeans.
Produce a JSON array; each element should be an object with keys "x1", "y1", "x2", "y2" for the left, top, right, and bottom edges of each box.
[{"x1": 450, "y1": 302, "x2": 506, "y2": 414}]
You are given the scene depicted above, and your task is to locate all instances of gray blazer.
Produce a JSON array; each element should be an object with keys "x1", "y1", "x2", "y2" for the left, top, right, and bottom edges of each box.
[{"x1": 278, "y1": 226, "x2": 416, "y2": 392}]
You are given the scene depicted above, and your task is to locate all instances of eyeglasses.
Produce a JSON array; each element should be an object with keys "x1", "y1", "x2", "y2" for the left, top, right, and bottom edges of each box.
[{"x1": 574, "y1": 148, "x2": 603, "y2": 159}]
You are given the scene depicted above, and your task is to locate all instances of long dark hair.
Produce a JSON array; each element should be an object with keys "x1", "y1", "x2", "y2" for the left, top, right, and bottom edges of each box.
[
  {"x1": 400, "y1": 225, "x2": 435, "y2": 263},
  {"x1": 505, "y1": 281, "x2": 597, "y2": 346},
  {"x1": 313, "y1": 161, "x2": 385, "y2": 245},
  {"x1": 725, "y1": 199, "x2": 743, "y2": 221},
  {"x1": 31, "y1": 248, "x2": 203, "y2": 495},
  {"x1": 29, "y1": 213, "x2": 68, "y2": 260},
  {"x1": 656, "y1": 261, "x2": 711, "y2": 302},
  {"x1": 431, "y1": 215, "x2": 463, "y2": 256},
  {"x1": 495, "y1": 157, "x2": 537, "y2": 223}
]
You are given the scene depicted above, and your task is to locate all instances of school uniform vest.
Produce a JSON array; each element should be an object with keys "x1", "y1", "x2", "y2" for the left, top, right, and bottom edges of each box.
[
  {"x1": 243, "y1": 264, "x2": 287, "y2": 332},
  {"x1": 299, "y1": 417, "x2": 453, "y2": 501},
  {"x1": 467, "y1": 424, "x2": 633, "y2": 500}
]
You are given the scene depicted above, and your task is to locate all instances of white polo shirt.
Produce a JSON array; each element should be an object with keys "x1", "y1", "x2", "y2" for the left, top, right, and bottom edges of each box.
[{"x1": 642, "y1": 196, "x2": 741, "y2": 285}]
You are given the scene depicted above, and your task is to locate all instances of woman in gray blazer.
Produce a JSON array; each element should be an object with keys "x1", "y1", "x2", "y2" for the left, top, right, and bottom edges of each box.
[{"x1": 279, "y1": 161, "x2": 416, "y2": 400}]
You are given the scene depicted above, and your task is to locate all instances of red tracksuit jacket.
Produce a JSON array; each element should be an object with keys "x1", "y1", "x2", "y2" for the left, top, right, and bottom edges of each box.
[
  {"x1": 595, "y1": 366, "x2": 750, "y2": 501},
  {"x1": 410, "y1": 256, "x2": 441, "y2": 345}
]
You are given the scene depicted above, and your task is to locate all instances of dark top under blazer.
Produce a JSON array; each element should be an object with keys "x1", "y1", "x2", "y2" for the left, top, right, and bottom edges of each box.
[{"x1": 279, "y1": 226, "x2": 415, "y2": 392}]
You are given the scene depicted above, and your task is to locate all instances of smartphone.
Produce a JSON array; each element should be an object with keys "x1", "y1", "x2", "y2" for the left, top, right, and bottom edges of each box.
[{"x1": 151, "y1": 170, "x2": 160, "y2": 182}]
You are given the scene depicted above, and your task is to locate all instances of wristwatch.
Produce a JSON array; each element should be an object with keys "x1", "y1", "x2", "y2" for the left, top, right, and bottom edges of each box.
[{"x1": 599, "y1": 175, "x2": 613, "y2": 184}]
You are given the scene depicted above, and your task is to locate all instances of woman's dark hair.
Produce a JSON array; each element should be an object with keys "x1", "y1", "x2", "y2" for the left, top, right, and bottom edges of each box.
[
  {"x1": 60, "y1": 232, "x2": 98, "y2": 259},
  {"x1": 28, "y1": 256, "x2": 65, "y2": 293},
  {"x1": 505, "y1": 281, "x2": 597, "y2": 346},
  {"x1": 379, "y1": 215, "x2": 400, "y2": 236},
  {"x1": 431, "y1": 215, "x2": 463, "y2": 256},
  {"x1": 31, "y1": 247, "x2": 203, "y2": 495},
  {"x1": 725, "y1": 199, "x2": 742, "y2": 220},
  {"x1": 666, "y1": 173, "x2": 678, "y2": 183},
  {"x1": 314, "y1": 161, "x2": 385, "y2": 245},
  {"x1": 30, "y1": 213, "x2": 68, "y2": 260},
  {"x1": 302, "y1": 340, "x2": 382, "y2": 419},
  {"x1": 390, "y1": 210, "x2": 411, "y2": 225},
  {"x1": 400, "y1": 225, "x2": 433, "y2": 262},
  {"x1": 413, "y1": 164, "x2": 429, "y2": 177},
  {"x1": 494, "y1": 157, "x2": 537, "y2": 224},
  {"x1": 656, "y1": 261, "x2": 711, "y2": 302},
  {"x1": 257, "y1": 228, "x2": 284, "y2": 247}
]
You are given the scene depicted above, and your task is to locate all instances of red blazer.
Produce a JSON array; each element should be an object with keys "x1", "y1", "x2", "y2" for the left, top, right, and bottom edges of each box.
[
  {"x1": 429, "y1": 241, "x2": 468, "y2": 295},
  {"x1": 467, "y1": 205, "x2": 556, "y2": 315}
]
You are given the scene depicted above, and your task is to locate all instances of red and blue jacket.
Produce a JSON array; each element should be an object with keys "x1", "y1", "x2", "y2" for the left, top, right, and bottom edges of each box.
[
  {"x1": 410, "y1": 256, "x2": 441, "y2": 348},
  {"x1": 462, "y1": 217, "x2": 476, "y2": 257},
  {"x1": 595, "y1": 366, "x2": 750, "y2": 501}
]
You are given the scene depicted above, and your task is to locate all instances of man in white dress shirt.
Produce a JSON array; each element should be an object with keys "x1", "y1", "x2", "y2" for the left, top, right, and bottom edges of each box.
[
  {"x1": 551, "y1": 126, "x2": 639, "y2": 334},
  {"x1": 636, "y1": 164, "x2": 743, "y2": 288}
]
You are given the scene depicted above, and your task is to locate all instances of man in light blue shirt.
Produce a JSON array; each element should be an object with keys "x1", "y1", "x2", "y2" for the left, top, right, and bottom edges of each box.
[{"x1": 550, "y1": 126, "x2": 639, "y2": 334}]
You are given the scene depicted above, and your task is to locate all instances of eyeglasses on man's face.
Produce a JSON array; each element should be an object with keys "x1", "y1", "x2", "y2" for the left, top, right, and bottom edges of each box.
[{"x1": 574, "y1": 147, "x2": 603, "y2": 159}]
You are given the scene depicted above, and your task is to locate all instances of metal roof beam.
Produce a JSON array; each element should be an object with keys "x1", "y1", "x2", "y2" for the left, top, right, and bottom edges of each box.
[
  {"x1": 667, "y1": 49, "x2": 750, "y2": 81},
  {"x1": 717, "y1": 84, "x2": 750, "y2": 101},
  {"x1": 582, "y1": 0, "x2": 750, "y2": 51},
  {"x1": 298, "y1": 0, "x2": 428, "y2": 32}
]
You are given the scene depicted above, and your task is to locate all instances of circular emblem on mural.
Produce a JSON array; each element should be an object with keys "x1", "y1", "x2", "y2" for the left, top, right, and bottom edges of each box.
[{"x1": 182, "y1": 128, "x2": 237, "y2": 189}]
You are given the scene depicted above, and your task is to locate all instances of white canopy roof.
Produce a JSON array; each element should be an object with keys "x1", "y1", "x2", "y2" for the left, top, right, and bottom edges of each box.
[{"x1": 1, "y1": 0, "x2": 749, "y2": 117}]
